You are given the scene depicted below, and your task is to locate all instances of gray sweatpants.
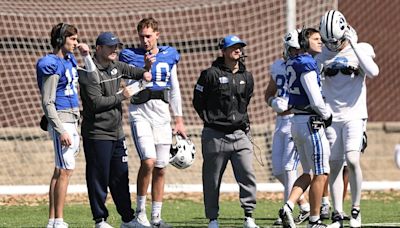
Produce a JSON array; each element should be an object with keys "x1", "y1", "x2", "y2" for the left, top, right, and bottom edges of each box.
[{"x1": 201, "y1": 127, "x2": 257, "y2": 219}]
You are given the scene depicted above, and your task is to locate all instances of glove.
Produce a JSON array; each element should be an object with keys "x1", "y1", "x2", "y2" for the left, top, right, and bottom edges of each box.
[
  {"x1": 270, "y1": 97, "x2": 288, "y2": 113},
  {"x1": 343, "y1": 25, "x2": 358, "y2": 46},
  {"x1": 361, "y1": 131, "x2": 368, "y2": 153},
  {"x1": 323, "y1": 114, "x2": 333, "y2": 128},
  {"x1": 39, "y1": 115, "x2": 48, "y2": 131}
]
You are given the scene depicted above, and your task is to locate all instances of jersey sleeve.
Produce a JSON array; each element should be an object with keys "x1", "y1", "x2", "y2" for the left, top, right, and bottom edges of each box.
[
  {"x1": 37, "y1": 56, "x2": 60, "y2": 77},
  {"x1": 119, "y1": 48, "x2": 143, "y2": 67},
  {"x1": 300, "y1": 55, "x2": 319, "y2": 73},
  {"x1": 270, "y1": 59, "x2": 285, "y2": 82},
  {"x1": 357, "y1": 42, "x2": 376, "y2": 59}
]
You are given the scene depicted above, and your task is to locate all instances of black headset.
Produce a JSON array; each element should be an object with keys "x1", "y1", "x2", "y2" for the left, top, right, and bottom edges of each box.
[
  {"x1": 299, "y1": 28, "x2": 309, "y2": 50},
  {"x1": 56, "y1": 23, "x2": 68, "y2": 47},
  {"x1": 218, "y1": 38, "x2": 225, "y2": 49}
]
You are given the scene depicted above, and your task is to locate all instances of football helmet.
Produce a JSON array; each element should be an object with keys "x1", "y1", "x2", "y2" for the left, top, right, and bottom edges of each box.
[
  {"x1": 169, "y1": 134, "x2": 196, "y2": 169},
  {"x1": 320, "y1": 10, "x2": 347, "y2": 51},
  {"x1": 283, "y1": 29, "x2": 301, "y2": 58}
]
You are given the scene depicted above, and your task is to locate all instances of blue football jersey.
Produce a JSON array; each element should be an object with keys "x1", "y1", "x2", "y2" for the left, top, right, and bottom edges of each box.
[
  {"x1": 286, "y1": 53, "x2": 322, "y2": 106},
  {"x1": 36, "y1": 53, "x2": 79, "y2": 110},
  {"x1": 119, "y1": 46, "x2": 180, "y2": 91}
]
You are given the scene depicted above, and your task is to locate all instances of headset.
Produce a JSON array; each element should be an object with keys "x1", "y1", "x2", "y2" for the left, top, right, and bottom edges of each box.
[
  {"x1": 218, "y1": 38, "x2": 225, "y2": 49},
  {"x1": 298, "y1": 28, "x2": 309, "y2": 50},
  {"x1": 56, "y1": 23, "x2": 68, "y2": 48}
]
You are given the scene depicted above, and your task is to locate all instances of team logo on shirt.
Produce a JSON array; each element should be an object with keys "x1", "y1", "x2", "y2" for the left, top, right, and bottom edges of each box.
[{"x1": 111, "y1": 68, "x2": 118, "y2": 76}]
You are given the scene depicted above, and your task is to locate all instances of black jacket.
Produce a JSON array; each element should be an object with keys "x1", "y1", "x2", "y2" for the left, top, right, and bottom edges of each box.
[
  {"x1": 193, "y1": 57, "x2": 254, "y2": 133},
  {"x1": 78, "y1": 57, "x2": 146, "y2": 140}
]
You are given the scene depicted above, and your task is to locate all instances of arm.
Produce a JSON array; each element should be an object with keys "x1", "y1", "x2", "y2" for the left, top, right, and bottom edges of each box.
[
  {"x1": 192, "y1": 70, "x2": 208, "y2": 121},
  {"x1": 169, "y1": 64, "x2": 187, "y2": 137},
  {"x1": 119, "y1": 61, "x2": 147, "y2": 80},
  {"x1": 344, "y1": 30, "x2": 379, "y2": 78},
  {"x1": 301, "y1": 71, "x2": 331, "y2": 120},
  {"x1": 41, "y1": 75, "x2": 72, "y2": 147}
]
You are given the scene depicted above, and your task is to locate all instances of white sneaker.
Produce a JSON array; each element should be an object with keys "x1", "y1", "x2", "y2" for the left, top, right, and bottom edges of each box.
[
  {"x1": 349, "y1": 208, "x2": 361, "y2": 228},
  {"x1": 53, "y1": 221, "x2": 68, "y2": 228},
  {"x1": 273, "y1": 217, "x2": 282, "y2": 225},
  {"x1": 135, "y1": 213, "x2": 151, "y2": 228},
  {"x1": 46, "y1": 221, "x2": 54, "y2": 228},
  {"x1": 279, "y1": 203, "x2": 295, "y2": 228},
  {"x1": 243, "y1": 217, "x2": 259, "y2": 228},
  {"x1": 208, "y1": 219, "x2": 219, "y2": 228},
  {"x1": 95, "y1": 221, "x2": 114, "y2": 228},
  {"x1": 320, "y1": 204, "x2": 331, "y2": 220}
]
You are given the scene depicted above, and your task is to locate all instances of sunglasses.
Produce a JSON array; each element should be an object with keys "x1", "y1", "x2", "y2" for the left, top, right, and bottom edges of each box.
[{"x1": 324, "y1": 66, "x2": 360, "y2": 77}]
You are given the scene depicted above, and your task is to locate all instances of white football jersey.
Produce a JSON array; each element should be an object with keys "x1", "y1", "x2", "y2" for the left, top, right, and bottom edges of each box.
[
  {"x1": 316, "y1": 43, "x2": 376, "y2": 121},
  {"x1": 270, "y1": 59, "x2": 288, "y2": 98}
]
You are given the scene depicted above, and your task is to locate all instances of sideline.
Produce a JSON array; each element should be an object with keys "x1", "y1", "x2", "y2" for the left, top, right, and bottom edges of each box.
[{"x1": 1, "y1": 181, "x2": 400, "y2": 195}]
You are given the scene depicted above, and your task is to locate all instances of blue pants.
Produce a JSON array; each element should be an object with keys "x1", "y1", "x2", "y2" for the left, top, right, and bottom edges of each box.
[{"x1": 83, "y1": 137, "x2": 135, "y2": 223}]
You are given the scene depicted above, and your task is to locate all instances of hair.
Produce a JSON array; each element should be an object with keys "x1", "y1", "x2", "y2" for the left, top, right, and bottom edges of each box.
[
  {"x1": 137, "y1": 17, "x2": 159, "y2": 33},
  {"x1": 50, "y1": 23, "x2": 78, "y2": 49},
  {"x1": 299, "y1": 27, "x2": 319, "y2": 50}
]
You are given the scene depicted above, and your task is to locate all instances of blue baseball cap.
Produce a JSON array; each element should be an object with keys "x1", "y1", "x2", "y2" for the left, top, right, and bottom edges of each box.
[
  {"x1": 219, "y1": 35, "x2": 247, "y2": 49},
  {"x1": 96, "y1": 32, "x2": 123, "y2": 46}
]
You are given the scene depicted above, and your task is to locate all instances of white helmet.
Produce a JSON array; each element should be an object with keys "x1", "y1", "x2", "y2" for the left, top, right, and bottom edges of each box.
[
  {"x1": 320, "y1": 10, "x2": 347, "y2": 50},
  {"x1": 169, "y1": 134, "x2": 196, "y2": 169},
  {"x1": 283, "y1": 29, "x2": 301, "y2": 58}
]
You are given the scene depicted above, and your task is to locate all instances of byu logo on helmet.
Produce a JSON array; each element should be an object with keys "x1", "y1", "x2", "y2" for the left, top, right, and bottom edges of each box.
[
  {"x1": 320, "y1": 10, "x2": 348, "y2": 51},
  {"x1": 169, "y1": 134, "x2": 196, "y2": 169}
]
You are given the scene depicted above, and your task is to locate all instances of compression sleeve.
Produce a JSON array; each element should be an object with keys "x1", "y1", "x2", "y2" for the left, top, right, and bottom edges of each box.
[
  {"x1": 301, "y1": 71, "x2": 331, "y2": 119},
  {"x1": 169, "y1": 64, "x2": 183, "y2": 116},
  {"x1": 41, "y1": 74, "x2": 66, "y2": 134}
]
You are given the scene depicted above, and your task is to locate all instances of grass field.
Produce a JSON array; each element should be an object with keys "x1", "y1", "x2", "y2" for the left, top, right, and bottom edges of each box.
[{"x1": 1, "y1": 191, "x2": 400, "y2": 227}]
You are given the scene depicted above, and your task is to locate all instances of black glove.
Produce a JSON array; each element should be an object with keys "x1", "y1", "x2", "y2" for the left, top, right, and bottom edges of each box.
[
  {"x1": 39, "y1": 115, "x2": 48, "y2": 131},
  {"x1": 323, "y1": 114, "x2": 333, "y2": 128},
  {"x1": 361, "y1": 131, "x2": 367, "y2": 153}
]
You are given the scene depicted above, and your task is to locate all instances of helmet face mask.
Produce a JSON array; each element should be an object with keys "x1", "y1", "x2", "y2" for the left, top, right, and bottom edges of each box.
[
  {"x1": 169, "y1": 134, "x2": 196, "y2": 169},
  {"x1": 320, "y1": 10, "x2": 348, "y2": 51}
]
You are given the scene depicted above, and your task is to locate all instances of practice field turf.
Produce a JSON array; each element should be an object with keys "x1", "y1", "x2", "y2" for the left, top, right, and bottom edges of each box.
[{"x1": 1, "y1": 191, "x2": 399, "y2": 227}]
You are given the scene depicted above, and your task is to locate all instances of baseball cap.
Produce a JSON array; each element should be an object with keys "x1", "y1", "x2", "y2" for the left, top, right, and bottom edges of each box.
[
  {"x1": 95, "y1": 32, "x2": 123, "y2": 46},
  {"x1": 219, "y1": 35, "x2": 247, "y2": 49}
]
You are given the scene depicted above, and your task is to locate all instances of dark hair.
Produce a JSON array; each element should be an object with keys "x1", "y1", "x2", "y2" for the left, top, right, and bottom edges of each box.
[
  {"x1": 299, "y1": 27, "x2": 319, "y2": 50},
  {"x1": 50, "y1": 23, "x2": 78, "y2": 49},
  {"x1": 137, "y1": 17, "x2": 159, "y2": 33}
]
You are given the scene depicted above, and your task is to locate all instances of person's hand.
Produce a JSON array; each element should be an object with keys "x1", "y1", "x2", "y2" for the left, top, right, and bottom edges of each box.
[
  {"x1": 173, "y1": 116, "x2": 187, "y2": 138},
  {"x1": 59, "y1": 132, "x2": 72, "y2": 148},
  {"x1": 143, "y1": 71, "x2": 152, "y2": 82},
  {"x1": 271, "y1": 97, "x2": 288, "y2": 113},
  {"x1": 144, "y1": 52, "x2": 156, "y2": 71},
  {"x1": 77, "y1": 43, "x2": 90, "y2": 56},
  {"x1": 343, "y1": 25, "x2": 358, "y2": 46}
]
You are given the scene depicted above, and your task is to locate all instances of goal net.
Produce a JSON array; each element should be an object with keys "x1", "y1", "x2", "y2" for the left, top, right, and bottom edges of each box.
[{"x1": 0, "y1": 0, "x2": 338, "y2": 189}]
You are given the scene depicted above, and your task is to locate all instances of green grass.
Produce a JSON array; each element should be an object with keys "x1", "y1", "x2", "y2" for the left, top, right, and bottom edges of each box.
[{"x1": 1, "y1": 195, "x2": 400, "y2": 227}]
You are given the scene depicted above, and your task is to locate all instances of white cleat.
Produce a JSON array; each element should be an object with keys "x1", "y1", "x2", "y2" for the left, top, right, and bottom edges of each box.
[
  {"x1": 349, "y1": 208, "x2": 361, "y2": 228},
  {"x1": 135, "y1": 212, "x2": 151, "y2": 228},
  {"x1": 279, "y1": 203, "x2": 296, "y2": 228},
  {"x1": 243, "y1": 217, "x2": 259, "y2": 228},
  {"x1": 96, "y1": 221, "x2": 114, "y2": 228},
  {"x1": 208, "y1": 219, "x2": 219, "y2": 228},
  {"x1": 53, "y1": 221, "x2": 68, "y2": 228}
]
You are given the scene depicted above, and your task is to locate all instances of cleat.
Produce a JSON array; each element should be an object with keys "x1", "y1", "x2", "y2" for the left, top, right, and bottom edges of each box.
[
  {"x1": 349, "y1": 208, "x2": 361, "y2": 228},
  {"x1": 273, "y1": 217, "x2": 282, "y2": 225},
  {"x1": 320, "y1": 204, "x2": 331, "y2": 220},
  {"x1": 307, "y1": 220, "x2": 330, "y2": 228},
  {"x1": 134, "y1": 212, "x2": 151, "y2": 228},
  {"x1": 95, "y1": 221, "x2": 114, "y2": 228},
  {"x1": 208, "y1": 219, "x2": 219, "y2": 228},
  {"x1": 53, "y1": 221, "x2": 68, "y2": 228},
  {"x1": 331, "y1": 211, "x2": 344, "y2": 228},
  {"x1": 279, "y1": 203, "x2": 295, "y2": 228},
  {"x1": 151, "y1": 219, "x2": 173, "y2": 228},
  {"x1": 295, "y1": 209, "x2": 310, "y2": 224},
  {"x1": 243, "y1": 217, "x2": 259, "y2": 228}
]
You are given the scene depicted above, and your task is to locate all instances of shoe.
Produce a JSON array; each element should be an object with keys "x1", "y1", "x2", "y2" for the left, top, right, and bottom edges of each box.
[
  {"x1": 349, "y1": 208, "x2": 361, "y2": 228},
  {"x1": 243, "y1": 217, "x2": 259, "y2": 228},
  {"x1": 342, "y1": 212, "x2": 350, "y2": 221},
  {"x1": 320, "y1": 204, "x2": 331, "y2": 220},
  {"x1": 294, "y1": 209, "x2": 310, "y2": 224},
  {"x1": 151, "y1": 219, "x2": 173, "y2": 228},
  {"x1": 208, "y1": 219, "x2": 219, "y2": 228},
  {"x1": 135, "y1": 212, "x2": 151, "y2": 228},
  {"x1": 307, "y1": 220, "x2": 330, "y2": 228},
  {"x1": 120, "y1": 219, "x2": 138, "y2": 228},
  {"x1": 53, "y1": 221, "x2": 68, "y2": 228},
  {"x1": 279, "y1": 203, "x2": 295, "y2": 228},
  {"x1": 273, "y1": 217, "x2": 282, "y2": 225},
  {"x1": 46, "y1": 221, "x2": 54, "y2": 228},
  {"x1": 330, "y1": 211, "x2": 344, "y2": 228},
  {"x1": 96, "y1": 221, "x2": 114, "y2": 228}
]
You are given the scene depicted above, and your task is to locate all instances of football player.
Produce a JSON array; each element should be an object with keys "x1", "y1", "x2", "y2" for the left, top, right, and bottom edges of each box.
[
  {"x1": 264, "y1": 29, "x2": 310, "y2": 225},
  {"x1": 119, "y1": 17, "x2": 186, "y2": 228},
  {"x1": 36, "y1": 23, "x2": 89, "y2": 228},
  {"x1": 317, "y1": 10, "x2": 379, "y2": 228},
  {"x1": 278, "y1": 28, "x2": 333, "y2": 228}
]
